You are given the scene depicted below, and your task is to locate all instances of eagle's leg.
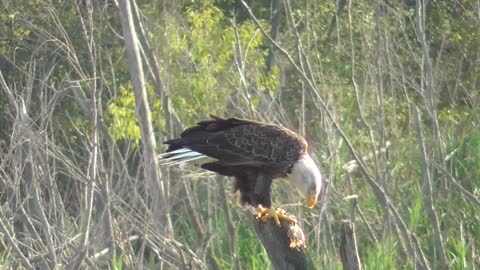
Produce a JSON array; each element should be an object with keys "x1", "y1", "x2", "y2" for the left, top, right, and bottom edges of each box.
[
  {"x1": 252, "y1": 173, "x2": 296, "y2": 226},
  {"x1": 255, "y1": 205, "x2": 297, "y2": 226}
]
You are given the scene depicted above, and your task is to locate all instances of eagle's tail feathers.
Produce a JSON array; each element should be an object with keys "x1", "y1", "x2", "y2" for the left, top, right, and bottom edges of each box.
[
  {"x1": 158, "y1": 147, "x2": 194, "y2": 158},
  {"x1": 159, "y1": 148, "x2": 217, "y2": 166},
  {"x1": 165, "y1": 150, "x2": 203, "y2": 160}
]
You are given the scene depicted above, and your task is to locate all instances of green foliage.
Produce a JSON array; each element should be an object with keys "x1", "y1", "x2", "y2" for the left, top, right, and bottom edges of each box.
[
  {"x1": 166, "y1": 2, "x2": 231, "y2": 119},
  {"x1": 112, "y1": 254, "x2": 124, "y2": 270},
  {"x1": 364, "y1": 237, "x2": 398, "y2": 269},
  {"x1": 439, "y1": 107, "x2": 480, "y2": 188},
  {"x1": 161, "y1": 0, "x2": 276, "y2": 124},
  {"x1": 0, "y1": 240, "x2": 9, "y2": 265},
  {"x1": 107, "y1": 85, "x2": 141, "y2": 146},
  {"x1": 0, "y1": 2, "x2": 35, "y2": 57},
  {"x1": 407, "y1": 195, "x2": 424, "y2": 231}
]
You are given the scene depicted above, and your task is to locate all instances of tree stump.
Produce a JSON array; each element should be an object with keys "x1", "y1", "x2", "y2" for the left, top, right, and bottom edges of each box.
[
  {"x1": 252, "y1": 215, "x2": 314, "y2": 270},
  {"x1": 339, "y1": 219, "x2": 362, "y2": 270}
]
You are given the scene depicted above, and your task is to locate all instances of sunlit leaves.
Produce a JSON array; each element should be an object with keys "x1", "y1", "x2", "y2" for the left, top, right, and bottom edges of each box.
[
  {"x1": 107, "y1": 85, "x2": 141, "y2": 146},
  {"x1": 161, "y1": 0, "x2": 277, "y2": 124}
]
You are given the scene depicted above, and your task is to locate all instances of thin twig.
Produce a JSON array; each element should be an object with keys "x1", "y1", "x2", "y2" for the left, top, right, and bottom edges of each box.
[
  {"x1": 216, "y1": 175, "x2": 241, "y2": 270},
  {"x1": 433, "y1": 163, "x2": 480, "y2": 206},
  {"x1": 0, "y1": 216, "x2": 34, "y2": 269},
  {"x1": 413, "y1": 105, "x2": 448, "y2": 269}
]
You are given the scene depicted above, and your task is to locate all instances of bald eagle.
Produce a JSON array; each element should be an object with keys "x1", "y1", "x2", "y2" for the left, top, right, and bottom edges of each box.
[{"x1": 160, "y1": 116, "x2": 323, "y2": 224}]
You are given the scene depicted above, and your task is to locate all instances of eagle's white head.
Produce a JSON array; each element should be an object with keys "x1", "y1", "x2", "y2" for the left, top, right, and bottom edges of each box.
[{"x1": 286, "y1": 154, "x2": 323, "y2": 208}]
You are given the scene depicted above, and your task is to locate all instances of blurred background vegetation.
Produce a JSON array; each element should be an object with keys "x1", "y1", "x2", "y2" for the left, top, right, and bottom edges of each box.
[{"x1": 0, "y1": 0, "x2": 479, "y2": 269}]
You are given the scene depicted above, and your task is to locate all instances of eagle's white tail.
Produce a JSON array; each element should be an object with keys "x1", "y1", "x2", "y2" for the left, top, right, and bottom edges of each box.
[{"x1": 159, "y1": 148, "x2": 217, "y2": 166}]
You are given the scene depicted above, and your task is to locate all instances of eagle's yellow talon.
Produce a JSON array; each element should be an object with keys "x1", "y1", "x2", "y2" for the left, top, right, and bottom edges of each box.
[
  {"x1": 289, "y1": 239, "x2": 297, "y2": 248},
  {"x1": 255, "y1": 206, "x2": 297, "y2": 226}
]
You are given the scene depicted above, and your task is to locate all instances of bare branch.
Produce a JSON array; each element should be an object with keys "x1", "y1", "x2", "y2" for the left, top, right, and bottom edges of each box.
[
  {"x1": 216, "y1": 175, "x2": 241, "y2": 270},
  {"x1": 413, "y1": 105, "x2": 449, "y2": 269},
  {"x1": 117, "y1": 0, "x2": 168, "y2": 233}
]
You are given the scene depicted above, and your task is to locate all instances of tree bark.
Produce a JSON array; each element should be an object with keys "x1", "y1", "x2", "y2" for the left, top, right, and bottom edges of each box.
[
  {"x1": 265, "y1": 0, "x2": 282, "y2": 73},
  {"x1": 117, "y1": 0, "x2": 168, "y2": 231},
  {"x1": 252, "y1": 217, "x2": 314, "y2": 270},
  {"x1": 339, "y1": 219, "x2": 362, "y2": 270}
]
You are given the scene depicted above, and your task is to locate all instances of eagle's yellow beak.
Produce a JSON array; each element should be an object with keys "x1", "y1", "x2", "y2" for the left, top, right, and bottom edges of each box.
[{"x1": 305, "y1": 192, "x2": 318, "y2": 208}]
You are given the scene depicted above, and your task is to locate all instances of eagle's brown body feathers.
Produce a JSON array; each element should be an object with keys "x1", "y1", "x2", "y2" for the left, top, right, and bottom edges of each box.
[{"x1": 164, "y1": 116, "x2": 308, "y2": 207}]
